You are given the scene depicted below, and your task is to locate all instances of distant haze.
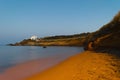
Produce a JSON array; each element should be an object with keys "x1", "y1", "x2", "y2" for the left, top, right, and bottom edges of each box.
[{"x1": 0, "y1": 0, "x2": 120, "y2": 44}]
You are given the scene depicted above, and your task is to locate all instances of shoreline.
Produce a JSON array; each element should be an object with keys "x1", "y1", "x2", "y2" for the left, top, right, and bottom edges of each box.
[
  {"x1": 23, "y1": 51, "x2": 120, "y2": 80},
  {"x1": 0, "y1": 46, "x2": 83, "y2": 80},
  {"x1": 0, "y1": 56, "x2": 69, "y2": 80}
]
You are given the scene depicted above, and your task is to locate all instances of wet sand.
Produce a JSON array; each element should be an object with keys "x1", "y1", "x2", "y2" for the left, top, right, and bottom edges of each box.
[
  {"x1": 0, "y1": 56, "x2": 66, "y2": 80},
  {"x1": 24, "y1": 51, "x2": 120, "y2": 80}
]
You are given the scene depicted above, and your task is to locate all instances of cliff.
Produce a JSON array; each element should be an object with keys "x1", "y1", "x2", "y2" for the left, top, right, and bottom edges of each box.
[{"x1": 85, "y1": 11, "x2": 120, "y2": 52}]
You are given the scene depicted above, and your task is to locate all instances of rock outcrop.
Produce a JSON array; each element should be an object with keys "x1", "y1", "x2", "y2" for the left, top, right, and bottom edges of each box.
[{"x1": 85, "y1": 12, "x2": 120, "y2": 52}]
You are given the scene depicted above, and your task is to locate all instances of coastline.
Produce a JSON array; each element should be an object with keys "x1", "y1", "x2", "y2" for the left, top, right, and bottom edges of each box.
[
  {"x1": 0, "y1": 56, "x2": 68, "y2": 80},
  {"x1": 23, "y1": 51, "x2": 120, "y2": 80},
  {"x1": 0, "y1": 46, "x2": 83, "y2": 80}
]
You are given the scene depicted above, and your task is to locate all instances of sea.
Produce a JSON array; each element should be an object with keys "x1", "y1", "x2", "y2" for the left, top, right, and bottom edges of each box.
[{"x1": 0, "y1": 46, "x2": 84, "y2": 73}]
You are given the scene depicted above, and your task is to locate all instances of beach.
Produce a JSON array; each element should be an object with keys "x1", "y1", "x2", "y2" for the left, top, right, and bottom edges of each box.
[
  {"x1": 23, "y1": 51, "x2": 120, "y2": 80},
  {"x1": 1, "y1": 0, "x2": 120, "y2": 80},
  {"x1": 0, "y1": 46, "x2": 83, "y2": 80},
  {"x1": 0, "y1": 56, "x2": 68, "y2": 80}
]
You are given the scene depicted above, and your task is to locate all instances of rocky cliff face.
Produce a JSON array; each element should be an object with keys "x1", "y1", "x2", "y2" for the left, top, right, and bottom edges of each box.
[{"x1": 86, "y1": 12, "x2": 120, "y2": 51}]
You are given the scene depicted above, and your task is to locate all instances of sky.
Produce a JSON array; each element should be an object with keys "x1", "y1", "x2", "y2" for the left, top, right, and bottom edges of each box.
[{"x1": 0, "y1": 0, "x2": 120, "y2": 44}]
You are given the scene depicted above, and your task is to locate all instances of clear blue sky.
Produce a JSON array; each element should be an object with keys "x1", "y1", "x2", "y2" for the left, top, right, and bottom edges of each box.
[{"x1": 0, "y1": 0, "x2": 120, "y2": 44}]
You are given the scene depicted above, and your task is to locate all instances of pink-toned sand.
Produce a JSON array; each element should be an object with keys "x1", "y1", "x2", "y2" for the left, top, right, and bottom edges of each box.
[
  {"x1": 24, "y1": 51, "x2": 120, "y2": 80},
  {"x1": 0, "y1": 56, "x2": 65, "y2": 80}
]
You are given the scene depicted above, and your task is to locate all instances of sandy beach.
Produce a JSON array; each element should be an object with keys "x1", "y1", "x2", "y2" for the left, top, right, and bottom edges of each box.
[
  {"x1": 1, "y1": 0, "x2": 120, "y2": 80},
  {"x1": 23, "y1": 51, "x2": 120, "y2": 80},
  {"x1": 0, "y1": 56, "x2": 67, "y2": 80}
]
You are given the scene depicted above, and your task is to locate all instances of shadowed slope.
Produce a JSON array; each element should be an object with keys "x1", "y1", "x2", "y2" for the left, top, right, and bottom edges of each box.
[{"x1": 85, "y1": 12, "x2": 120, "y2": 51}]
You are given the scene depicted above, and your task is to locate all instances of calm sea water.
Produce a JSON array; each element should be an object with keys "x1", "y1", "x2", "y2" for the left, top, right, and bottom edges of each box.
[{"x1": 0, "y1": 46, "x2": 84, "y2": 72}]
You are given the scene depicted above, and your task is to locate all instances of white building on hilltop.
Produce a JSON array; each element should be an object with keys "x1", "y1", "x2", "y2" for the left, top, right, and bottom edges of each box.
[{"x1": 30, "y1": 35, "x2": 38, "y2": 40}]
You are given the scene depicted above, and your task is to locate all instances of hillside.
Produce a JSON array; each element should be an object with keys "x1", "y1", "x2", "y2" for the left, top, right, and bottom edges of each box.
[
  {"x1": 10, "y1": 11, "x2": 120, "y2": 49},
  {"x1": 85, "y1": 11, "x2": 120, "y2": 52},
  {"x1": 10, "y1": 33, "x2": 90, "y2": 46}
]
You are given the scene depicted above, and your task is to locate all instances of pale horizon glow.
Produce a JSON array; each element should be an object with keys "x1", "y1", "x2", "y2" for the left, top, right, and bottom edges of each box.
[{"x1": 0, "y1": 0, "x2": 120, "y2": 44}]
